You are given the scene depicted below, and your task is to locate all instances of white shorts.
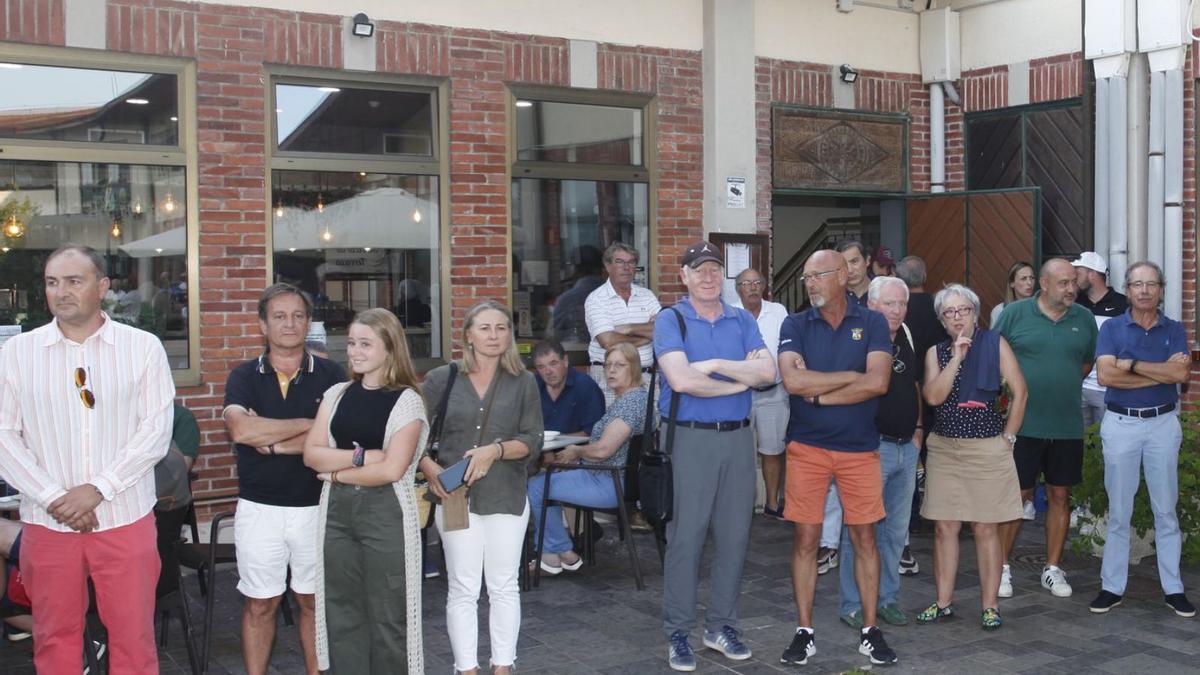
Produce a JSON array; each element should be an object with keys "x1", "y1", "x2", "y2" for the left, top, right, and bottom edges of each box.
[
  {"x1": 234, "y1": 499, "x2": 319, "y2": 598},
  {"x1": 751, "y1": 385, "x2": 789, "y2": 456}
]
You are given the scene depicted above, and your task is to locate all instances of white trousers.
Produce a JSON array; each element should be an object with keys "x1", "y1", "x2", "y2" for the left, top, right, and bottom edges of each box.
[{"x1": 435, "y1": 500, "x2": 530, "y2": 671}]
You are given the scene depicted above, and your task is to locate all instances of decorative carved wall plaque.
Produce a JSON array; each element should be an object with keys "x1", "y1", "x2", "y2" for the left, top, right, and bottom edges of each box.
[{"x1": 773, "y1": 107, "x2": 908, "y2": 193}]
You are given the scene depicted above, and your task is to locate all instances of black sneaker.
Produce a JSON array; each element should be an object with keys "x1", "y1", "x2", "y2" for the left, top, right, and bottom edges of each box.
[
  {"x1": 1165, "y1": 593, "x2": 1196, "y2": 618},
  {"x1": 859, "y1": 626, "x2": 897, "y2": 665},
  {"x1": 1089, "y1": 590, "x2": 1123, "y2": 614},
  {"x1": 780, "y1": 628, "x2": 816, "y2": 666}
]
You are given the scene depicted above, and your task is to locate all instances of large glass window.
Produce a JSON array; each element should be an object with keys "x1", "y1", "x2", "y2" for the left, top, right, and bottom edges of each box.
[
  {"x1": 510, "y1": 91, "x2": 651, "y2": 352},
  {"x1": 0, "y1": 63, "x2": 178, "y2": 145},
  {"x1": 270, "y1": 77, "x2": 442, "y2": 367},
  {"x1": 0, "y1": 52, "x2": 194, "y2": 380},
  {"x1": 0, "y1": 160, "x2": 189, "y2": 367},
  {"x1": 512, "y1": 179, "x2": 648, "y2": 348}
]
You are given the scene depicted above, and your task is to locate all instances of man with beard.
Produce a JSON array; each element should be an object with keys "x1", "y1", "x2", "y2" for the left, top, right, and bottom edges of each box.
[{"x1": 993, "y1": 259, "x2": 1097, "y2": 600}]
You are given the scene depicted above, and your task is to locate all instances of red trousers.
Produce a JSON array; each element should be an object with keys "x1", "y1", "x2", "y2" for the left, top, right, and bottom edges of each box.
[{"x1": 21, "y1": 514, "x2": 160, "y2": 674}]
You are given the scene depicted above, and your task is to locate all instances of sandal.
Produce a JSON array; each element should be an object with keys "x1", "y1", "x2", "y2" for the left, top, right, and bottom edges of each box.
[
  {"x1": 560, "y1": 551, "x2": 584, "y2": 571},
  {"x1": 981, "y1": 607, "x2": 1002, "y2": 630},
  {"x1": 916, "y1": 602, "x2": 954, "y2": 623}
]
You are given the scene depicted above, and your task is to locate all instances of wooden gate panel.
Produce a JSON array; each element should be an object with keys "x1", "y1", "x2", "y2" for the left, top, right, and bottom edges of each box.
[
  {"x1": 906, "y1": 196, "x2": 967, "y2": 294},
  {"x1": 1025, "y1": 106, "x2": 1086, "y2": 256},
  {"x1": 967, "y1": 192, "x2": 1037, "y2": 324}
]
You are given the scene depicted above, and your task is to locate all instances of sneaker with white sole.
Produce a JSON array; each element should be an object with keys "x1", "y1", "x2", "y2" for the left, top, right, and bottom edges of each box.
[
  {"x1": 898, "y1": 546, "x2": 919, "y2": 576},
  {"x1": 780, "y1": 628, "x2": 816, "y2": 666},
  {"x1": 1041, "y1": 565, "x2": 1073, "y2": 598},
  {"x1": 703, "y1": 625, "x2": 752, "y2": 660},
  {"x1": 998, "y1": 563, "x2": 1013, "y2": 598},
  {"x1": 859, "y1": 626, "x2": 898, "y2": 665},
  {"x1": 1022, "y1": 500, "x2": 1036, "y2": 521},
  {"x1": 817, "y1": 547, "x2": 839, "y2": 575},
  {"x1": 667, "y1": 631, "x2": 697, "y2": 671}
]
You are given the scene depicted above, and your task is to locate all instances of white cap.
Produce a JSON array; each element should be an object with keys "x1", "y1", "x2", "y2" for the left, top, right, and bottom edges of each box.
[{"x1": 1071, "y1": 251, "x2": 1107, "y2": 274}]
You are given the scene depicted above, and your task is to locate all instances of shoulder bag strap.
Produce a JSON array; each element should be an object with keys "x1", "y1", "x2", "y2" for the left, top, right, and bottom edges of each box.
[
  {"x1": 663, "y1": 307, "x2": 687, "y2": 456},
  {"x1": 426, "y1": 361, "x2": 458, "y2": 463}
]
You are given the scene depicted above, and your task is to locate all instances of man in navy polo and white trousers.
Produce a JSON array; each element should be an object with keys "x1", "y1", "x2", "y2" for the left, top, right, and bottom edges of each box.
[{"x1": 1088, "y1": 261, "x2": 1195, "y2": 618}]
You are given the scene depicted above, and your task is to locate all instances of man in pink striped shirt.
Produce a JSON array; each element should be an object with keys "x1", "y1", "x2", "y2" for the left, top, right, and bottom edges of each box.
[{"x1": 0, "y1": 244, "x2": 174, "y2": 674}]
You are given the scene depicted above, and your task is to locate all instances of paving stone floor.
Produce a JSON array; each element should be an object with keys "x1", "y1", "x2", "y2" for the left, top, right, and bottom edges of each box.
[{"x1": 1, "y1": 513, "x2": 1197, "y2": 674}]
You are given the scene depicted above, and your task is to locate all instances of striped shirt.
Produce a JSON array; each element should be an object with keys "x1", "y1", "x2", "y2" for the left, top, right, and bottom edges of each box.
[
  {"x1": 0, "y1": 314, "x2": 174, "y2": 532},
  {"x1": 584, "y1": 279, "x2": 661, "y2": 367}
]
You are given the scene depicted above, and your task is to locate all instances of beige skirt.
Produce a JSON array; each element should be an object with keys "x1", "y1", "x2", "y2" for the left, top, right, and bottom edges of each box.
[{"x1": 920, "y1": 433, "x2": 1024, "y2": 523}]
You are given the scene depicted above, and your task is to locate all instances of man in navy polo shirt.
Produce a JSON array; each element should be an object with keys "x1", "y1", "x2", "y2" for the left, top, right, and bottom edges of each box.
[
  {"x1": 532, "y1": 339, "x2": 605, "y2": 435},
  {"x1": 223, "y1": 283, "x2": 345, "y2": 675},
  {"x1": 655, "y1": 241, "x2": 775, "y2": 672},
  {"x1": 1088, "y1": 261, "x2": 1194, "y2": 618},
  {"x1": 777, "y1": 249, "x2": 896, "y2": 668}
]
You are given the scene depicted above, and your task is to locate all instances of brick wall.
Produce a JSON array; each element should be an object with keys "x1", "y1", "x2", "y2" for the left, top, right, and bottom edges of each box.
[{"x1": 0, "y1": 0, "x2": 704, "y2": 508}]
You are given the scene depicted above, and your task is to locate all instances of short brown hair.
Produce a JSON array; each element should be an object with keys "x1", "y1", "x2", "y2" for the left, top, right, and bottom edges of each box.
[{"x1": 257, "y1": 283, "x2": 312, "y2": 321}]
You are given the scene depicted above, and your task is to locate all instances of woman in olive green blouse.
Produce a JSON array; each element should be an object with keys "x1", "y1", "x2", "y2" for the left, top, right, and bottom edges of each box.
[{"x1": 419, "y1": 300, "x2": 543, "y2": 675}]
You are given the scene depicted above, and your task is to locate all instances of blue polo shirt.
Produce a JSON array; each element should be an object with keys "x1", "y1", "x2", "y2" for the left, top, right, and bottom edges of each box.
[
  {"x1": 1096, "y1": 309, "x2": 1188, "y2": 409},
  {"x1": 653, "y1": 298, "x2": 765, "y2": 423},
  {"x1": 778, "y1": 303, "x2": 891, "y2": 452},
  {"x1": 538, "y1": 368, "x2": 605, "y2": 434}
]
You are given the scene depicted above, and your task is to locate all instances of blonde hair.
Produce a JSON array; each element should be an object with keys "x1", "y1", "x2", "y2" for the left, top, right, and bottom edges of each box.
[
  {"x1": 460, "y1": 300, "x2": 524, "y2": 376},
  {"x1": 605, "y1": 342, "x2": 644, "y2": 389},
  {"x1": 350, "y1": 308, "x2": 421, "y2": 393}
]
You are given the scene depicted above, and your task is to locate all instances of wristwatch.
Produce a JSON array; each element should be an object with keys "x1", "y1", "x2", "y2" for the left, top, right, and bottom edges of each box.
[{"x1": 1002, "y1": 432, "x2": 1017, "y2": 447}]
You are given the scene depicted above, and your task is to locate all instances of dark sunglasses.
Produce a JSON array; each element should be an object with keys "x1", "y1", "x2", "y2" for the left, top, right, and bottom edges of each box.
[{"x1": 74, "y1": 367, "x2": 96, "y2": 409}]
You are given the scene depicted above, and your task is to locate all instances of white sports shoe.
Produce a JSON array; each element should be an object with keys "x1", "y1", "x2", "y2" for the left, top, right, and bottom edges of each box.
[
  {"x1": 1022, "y1": 500, "x2": 1036, "y2": 521},
  {"x1": 1041, "y1": 565, "x2": 1073, "y2": 598},
  {"x1": 998, "y1": 563, "x2": 1013, "y2": 598}
]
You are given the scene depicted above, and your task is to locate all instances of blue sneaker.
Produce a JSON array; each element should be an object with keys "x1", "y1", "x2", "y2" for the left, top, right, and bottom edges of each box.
[
  {"x1": 703, "y1": 625, "x2": 752, "y2": 660},
  {"x1": 667, "y1": 631, "x2": 696, "y2": 671}
]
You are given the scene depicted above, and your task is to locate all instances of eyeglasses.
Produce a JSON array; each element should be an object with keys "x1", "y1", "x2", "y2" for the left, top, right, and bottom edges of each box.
[
  {"x1": 736, "y1": 280, "x2": 764, "y2": 288},
  {"x1": 74, "y1": 367, "x2": 95, "y2": 409},
  {"x1": 941, "y1": 306, "x2": 974, "y2": 319},
  {"x1": 801, "y1": 269, "x2": 839, "y2": 284},
  {"x1": 604, "y1": 361, "x2": 630, "y2": 371},
  {"x1": 1127, "y1": 280, "x2": 1162, "y2": 290},
  {"x1": 609, "y1": 258, "x2": 638, "y2": 268},
  {"x1": 891, "y1": 344, "x2": 906, "y2": 374}
]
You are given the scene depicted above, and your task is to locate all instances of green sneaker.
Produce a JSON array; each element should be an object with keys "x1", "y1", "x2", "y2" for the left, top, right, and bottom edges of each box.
[
  {"x1": 877, "y1": 603, "x2": 908, "y2": 626},
  {"x1": 916, "y1": 602, "x2": 954, "y2": 623},
  {"x1": 981, "y1": 607, "x2": 1002, "y2": 630},
  {"x1": 840, "y1": 608, "x2": 863, "y2": 629}
]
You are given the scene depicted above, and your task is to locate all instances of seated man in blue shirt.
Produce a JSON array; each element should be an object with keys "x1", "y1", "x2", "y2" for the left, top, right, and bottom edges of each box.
[{"x1": 533, "y1": 340, "x2": 606, "y2": 435}]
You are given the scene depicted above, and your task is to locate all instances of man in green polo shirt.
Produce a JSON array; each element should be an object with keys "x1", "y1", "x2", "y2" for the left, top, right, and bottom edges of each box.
[{"x1": 993, "y1": 258, "x2": 1097, "y2": 600}]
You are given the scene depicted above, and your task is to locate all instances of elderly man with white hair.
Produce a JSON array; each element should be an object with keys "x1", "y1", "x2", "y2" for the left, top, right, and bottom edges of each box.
[{"x1": 836, "y1": 275, "x2": 924, "y2": 630}]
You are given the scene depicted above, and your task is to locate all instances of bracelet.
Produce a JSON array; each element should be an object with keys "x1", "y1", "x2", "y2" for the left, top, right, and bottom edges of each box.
[{"x1": 496, "y1": 441, "x2": 505, "y2": 460}]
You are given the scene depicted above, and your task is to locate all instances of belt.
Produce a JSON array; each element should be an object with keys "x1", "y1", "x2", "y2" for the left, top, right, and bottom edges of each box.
[
  {"x1": 753, "y1": 382, "x2": 780, "y2": 393},
  {"x1": 667, "y1": 418, "x2": 750, "y2": 432},
  {"x1": 879, "y1": 433, "x2": 909, "y2": 444},
  {"x1": 1106, "y1": 402, "x2": 1176, "y2": 419},
  {"x1": 591, "y1": 361, "x2": 655, "y2": 373}
]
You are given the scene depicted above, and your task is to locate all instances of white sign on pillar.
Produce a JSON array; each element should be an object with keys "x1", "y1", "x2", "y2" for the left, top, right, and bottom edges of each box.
[{"x1": 726, "y1": 177, "x2": 746, "y2": 209}]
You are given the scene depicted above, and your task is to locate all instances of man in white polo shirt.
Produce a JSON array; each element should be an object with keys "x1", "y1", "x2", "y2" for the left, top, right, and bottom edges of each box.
[
  {"x1": 585, "y1": 242, "x2": 661, "y2": 403},
  {"x1": 732, "y1": 267, "x2": 789, "y2": 519}
]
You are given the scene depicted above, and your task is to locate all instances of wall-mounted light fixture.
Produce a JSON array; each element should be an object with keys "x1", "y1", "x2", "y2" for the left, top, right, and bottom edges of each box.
[
  {"x1": 352, "y1": 13, "x2": 374, "y2": 38},
  {"x1": 839, "y1": 64, "x2": 859, "y2": 84}
]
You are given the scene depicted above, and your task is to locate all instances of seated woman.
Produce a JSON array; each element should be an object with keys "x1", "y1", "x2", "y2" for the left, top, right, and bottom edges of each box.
[{"x1": 527, "y1": 342, "x2": 650, "y2": 575}]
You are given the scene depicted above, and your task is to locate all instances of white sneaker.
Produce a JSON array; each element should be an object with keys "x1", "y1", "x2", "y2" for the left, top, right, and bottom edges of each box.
[
  {"x1": 1041, "y1": 565, "x2": 1073, "y2": 598},
  {"x1": 998, "y1": 563, "x2": 1013, "y2": 598},
  {"x1": 1022, "y1": 500, "x2": 1036, "y2": 521}
]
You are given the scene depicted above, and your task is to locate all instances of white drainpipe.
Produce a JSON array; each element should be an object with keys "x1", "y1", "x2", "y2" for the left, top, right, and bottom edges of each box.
[{"x1": 930, "y1": 82, "x2": 945, "y2": 193}]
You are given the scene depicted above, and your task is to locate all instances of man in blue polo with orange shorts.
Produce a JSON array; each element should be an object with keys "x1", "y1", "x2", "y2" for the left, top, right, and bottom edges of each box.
[{"x1": 776, "y1": 250, "x2": 896, "y2": 668}]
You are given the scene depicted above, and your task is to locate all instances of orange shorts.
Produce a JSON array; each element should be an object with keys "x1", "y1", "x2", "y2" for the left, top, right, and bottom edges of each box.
[{"x1": 784, "y1": 441, "x2": 885, "y2": 525}]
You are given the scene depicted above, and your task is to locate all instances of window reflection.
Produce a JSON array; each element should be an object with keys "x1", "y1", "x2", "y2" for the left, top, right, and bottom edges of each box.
[
  {"x1": 272, "y1": 170, "x2": 440, "y2": 363},
  {"x1": 0, "y1": 160, "x2": 189, "y2": 368},
  {"x1": 515, "y1": 100, "x2": 642, "y2": 165},
  {"x1": 511, "y1": 178, "x2": 649, "y2": 348},
  {"x1": 275, "y1": 84, "x2": 434, "y2": 156},
  {"x1": 0, "y1": 64, "x2": 178, "y2": 145}
]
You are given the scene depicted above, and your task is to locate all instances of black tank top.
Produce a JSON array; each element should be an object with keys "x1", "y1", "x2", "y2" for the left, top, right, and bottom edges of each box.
[{"x1": 330, "y1": 381, "x2": 404, "y2": 450}]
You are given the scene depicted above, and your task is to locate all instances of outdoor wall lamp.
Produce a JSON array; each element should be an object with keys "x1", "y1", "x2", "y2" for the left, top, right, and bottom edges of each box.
[
  {"x1": 352, "y1": 13, "x2": 374, "y2": 38},
  {"x1": 839, "y1": 64, "x2": 859, "y2": 84}
]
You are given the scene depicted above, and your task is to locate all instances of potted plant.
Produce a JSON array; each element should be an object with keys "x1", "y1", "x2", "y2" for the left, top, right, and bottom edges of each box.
[{"x1": 1071, "y1": 409, "x2": 1200, "y2": 565}]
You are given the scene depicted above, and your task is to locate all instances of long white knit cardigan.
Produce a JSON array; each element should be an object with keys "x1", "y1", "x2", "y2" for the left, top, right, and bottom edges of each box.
[{"x1": 314, "y1": 382, "x2": 429, "y2": 673}]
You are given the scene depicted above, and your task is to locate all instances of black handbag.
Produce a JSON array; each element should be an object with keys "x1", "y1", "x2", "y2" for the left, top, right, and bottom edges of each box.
[{"x1": 637, "y1": 307, "x2": 685, "y2": 530}]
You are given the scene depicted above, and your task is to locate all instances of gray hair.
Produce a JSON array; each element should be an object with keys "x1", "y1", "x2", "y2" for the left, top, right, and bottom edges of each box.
[
  {"x1": 894, "y1": 255, "x2": 926, "y2": 288},
  {"x1": 602, "y1": 242, "x2": 639, "y2": 265},
  {"x1": 1125, "y1": 260, "x2": 1165, "y2": 288},
  {"x1": 933, "y1": 283, "x2": 981, "y2": 320},
  {"x1": 867, "y1": 275, "x2": 909, "y2": 303}
]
